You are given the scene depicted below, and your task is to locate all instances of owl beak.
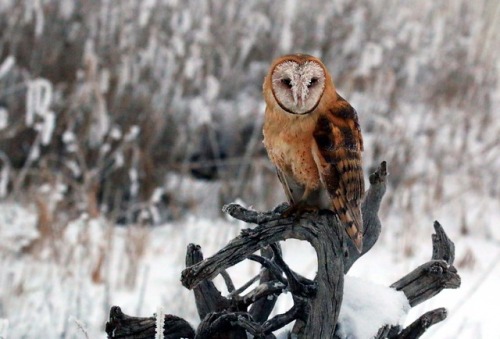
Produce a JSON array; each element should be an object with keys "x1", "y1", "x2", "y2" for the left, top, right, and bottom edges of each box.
[{"x1": 294, "y1": 87, "x2": 307, "y2": 109}]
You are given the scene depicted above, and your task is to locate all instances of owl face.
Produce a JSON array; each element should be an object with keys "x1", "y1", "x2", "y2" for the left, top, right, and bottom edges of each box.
[{"x1": 270, "y1": 59, "x2": 326, "y2": 115}]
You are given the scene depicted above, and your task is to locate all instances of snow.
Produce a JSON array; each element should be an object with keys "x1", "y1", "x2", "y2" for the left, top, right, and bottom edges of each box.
[
  {"x1": 189, "y1": 97, "x2": 212, "y2": 127},
  {"x1": 25, "y1": 78, "x2": 53, "y2": 127},
  {"x1": 0, "y1": 319, "x2": 8, "y2": 338},
  {"x1": 110, "y1": 126, "x2": 122, "y2": 140},
  {"x1": 357, "y1": 43, "x2": 384, "y2": 76},
  {"x1": 1, "y1": 208, "x2": 500, "y2": 338},
  {"x1": 0, "y1": 56, "x2": 14, "y2": 80},
  {"x1": 124, "y1": 125, "x2": 140, "y2": 142},
  {"x1": 0, "y1": 107, "x2": 7, "y2": 130},
  {"x1": 279, "y1": 0, "x2": 297, "y2": 52},
  {"x1": 337, "y1": 276, "x2": 410, "y2": 338},
  {"x1": 0, "y1": 156, "x2": 8, "y2": 198},
  {"x1": 37, "y1": 111, "x2": 55, "y2": 145},
  {"x1": 0, "y1": 203, "x2": 38, "y2": 253}
]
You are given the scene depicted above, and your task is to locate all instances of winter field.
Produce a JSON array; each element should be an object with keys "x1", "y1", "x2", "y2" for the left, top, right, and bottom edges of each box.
[{"x1": 0, "y1": 0, "x2": 499, "y2": 338}]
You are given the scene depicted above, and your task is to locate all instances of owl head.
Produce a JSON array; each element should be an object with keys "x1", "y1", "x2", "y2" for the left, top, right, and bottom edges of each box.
[{"x1": 264, "y1": 54, "x2": 333, "y2": 115}]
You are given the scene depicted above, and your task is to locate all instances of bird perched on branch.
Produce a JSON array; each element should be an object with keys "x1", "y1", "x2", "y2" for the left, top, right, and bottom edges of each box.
[{"x1": 262, "y1": 54, "x2": 365, "y2": 252}]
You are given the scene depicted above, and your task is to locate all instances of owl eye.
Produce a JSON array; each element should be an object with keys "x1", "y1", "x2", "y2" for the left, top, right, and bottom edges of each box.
[
  {"x1": 281, "y1": 78, "x2": 293, "y2": 88},
  {"x1": 308, "y1": 77, "x2": 319, "y2": 88}
]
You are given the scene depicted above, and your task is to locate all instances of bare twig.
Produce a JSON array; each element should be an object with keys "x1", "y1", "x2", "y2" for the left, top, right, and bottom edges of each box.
[
  {"x1": 228, "y1": 273, "x2": 261, "y2": 297},
  {"x1": 249, "y1": 246, "x2": 281, "y2": 324},
  {"x1": 220, "y1": 270, "x2": 235, "y2": 293},
  {"x1": 270, "y1": 243, "x2": 317, "y2": 297},
  {"x1": 247, "y1": 254, "x2": 287, "y2": 285},
  {"x1": 237, "y1": 281, "x2": 287, "y2": 309}
]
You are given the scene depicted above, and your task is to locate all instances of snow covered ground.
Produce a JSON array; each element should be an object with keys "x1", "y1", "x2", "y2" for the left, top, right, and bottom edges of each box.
[{"x1": 1, "y1": 201, "x2": 499, "y2": 338}]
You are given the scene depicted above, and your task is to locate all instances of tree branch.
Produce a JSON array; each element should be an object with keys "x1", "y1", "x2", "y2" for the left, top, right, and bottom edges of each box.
[
  {"x1": 393, "y1": 308, "x2": 447, "y2": 339},
  {"x1": 432, "y1": 221, "x2": 455, "y2": 265},
  {"x1": 250, "y1": 246, "x2": 282, "y2": 323},
  {"x1": 180, "y1": 161, "x2": 388, "y2": 337},
  {"x1": 182, "y1": 161, "x2": 389, "y2": 287},
  {"x1": 181, "y1": 206, "x2": 345, "y2": 338},
  {"x1": 391, "y1": 223, "x2": 460, "y2": 307},
  {"x1": 236, "y1": 281, "x2": 287, "y2": 309},
  {"x1": 185, "y1": 244, "x2": 230, "y2": 320},
  {"x1": 247, "y1": 253, "x2": 287, "y2": 286},
  {"x1": 391, "y1": 260, "x2": 460, "y2": 307},
  {"x1": 195, "y1": 311, "x2": 251, "y2": 339}
]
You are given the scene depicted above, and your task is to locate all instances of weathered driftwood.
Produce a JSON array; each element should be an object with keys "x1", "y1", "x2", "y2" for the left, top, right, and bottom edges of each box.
[
  {"x1": 182, "y1": 206, "x2": 344, "y2": 338},
  {"x1": 394, "y1": 308, "x2": 448, "y2": 339},
  {"x1": 371, "y1": 222, "x2": 460, "y2": 339},
  {"x1": 391, "y1": 222, "x2": 460, "y2": 307},
  {"x1": 179, "y1": 161, "x2": 388, "y2": 338},
  {"x1": 185, "y1": 243, "x2": 231, "y2": 319},
  {"x1": 105, "y1": 161, "x2": 461, "y2": 338}
]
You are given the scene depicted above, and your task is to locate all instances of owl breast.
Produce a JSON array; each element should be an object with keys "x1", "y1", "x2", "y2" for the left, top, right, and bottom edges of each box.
[{"x1": 263, "y1": 115, "x2": 321, "y2": 191}]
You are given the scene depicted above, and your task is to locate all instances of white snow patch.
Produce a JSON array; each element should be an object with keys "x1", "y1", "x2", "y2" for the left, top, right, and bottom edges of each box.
[
  {"x1": 0, "y1": 55, "x2": 14, "y2": 79},
  {"x1": 124, "y1": 125, "x2": 140, "y2": 141},
  {"x1": 0, "y1": 106, "x2": 7, "y2": 130},
  {"x1": 25, "y1": 78, "x2": 53, "y2": 127},
  {"x1": 114, "y1": 151, "x2": 125, "y2": 168},
  {"x1": 151, "y1": 188, "x2": 164, "y2": 203},
  {"x1": 66, "y1": 160, "x2": 81, "y2": 177},
  {"x1": 110, "y1": 125, "x2": 122, "y2": 140},
  {"x1": 0, "y1": 318, "x2": 8, "y2": 338},
  {"x1": 188, "y1": 97, "x2": 212, "y2": 127},
  {"x1": 0, "y1": 203, "x2": 38, "y2": 253},
  {"x1": 205, "y1": 75, "x2": 220, "y2": 102},
  {"x1": 37, "y1": 110, "x2": 56, "y2": 145},
  {"x1": 357, "y1": 42, "x2": 383, "y2": 76},
  {"x1": 62, "y1": 130, "x2": 76, "y2": 143},
  {"x1": 0, "y1": 158, "x2": 9, "y2": 198},
  {"x1": 336, "y1": 276, "x2": 410, "y2": 339}
]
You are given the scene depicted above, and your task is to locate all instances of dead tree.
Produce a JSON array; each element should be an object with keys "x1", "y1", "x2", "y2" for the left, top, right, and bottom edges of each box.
[{"x1": 106, "y1": 161, "x2": 460, "y2": 338}]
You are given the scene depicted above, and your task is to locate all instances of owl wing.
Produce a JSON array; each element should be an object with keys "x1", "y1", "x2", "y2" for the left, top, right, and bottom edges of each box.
[{"x1": 312, "y1": 95, "x2": 365, "y2": 252}]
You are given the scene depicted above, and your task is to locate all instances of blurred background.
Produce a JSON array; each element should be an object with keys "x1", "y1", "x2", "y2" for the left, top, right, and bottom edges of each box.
[{"x1": 0, "y1": 0, "x2": 498, "y2": 338}]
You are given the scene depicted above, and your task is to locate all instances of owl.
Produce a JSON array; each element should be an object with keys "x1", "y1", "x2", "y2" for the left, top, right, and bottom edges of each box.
[{"x1": 262, "y1": 54, "x2": 365, "y2": 252}]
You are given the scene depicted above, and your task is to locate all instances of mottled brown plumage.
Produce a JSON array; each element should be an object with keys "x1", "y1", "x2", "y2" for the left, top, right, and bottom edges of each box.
[{"x1": 262, "y1": 54, "x2": 365, "y2": 251}]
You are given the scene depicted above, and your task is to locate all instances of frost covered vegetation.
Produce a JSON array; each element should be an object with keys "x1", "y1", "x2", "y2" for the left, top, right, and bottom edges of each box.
[{"x1": 0, "y1": 0, "x2": 499, "y2": 338}]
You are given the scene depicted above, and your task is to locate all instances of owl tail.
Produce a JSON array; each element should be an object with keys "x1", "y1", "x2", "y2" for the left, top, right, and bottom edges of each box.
[{"x1": 332, "y1": 196, "x2": 363, "y2": 253}]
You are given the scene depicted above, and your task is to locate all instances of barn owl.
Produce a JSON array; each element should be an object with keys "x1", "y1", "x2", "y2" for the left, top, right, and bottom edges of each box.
[{"x1": 262, "y1": 54, "x2": 365, "y2": 252}]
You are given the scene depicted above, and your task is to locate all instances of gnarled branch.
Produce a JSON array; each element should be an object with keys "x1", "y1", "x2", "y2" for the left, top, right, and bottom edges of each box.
[
  {"x1": 180, "y1": 162, "x2": 388, "y2": 337},
  {"x1": 106, "y1": 162, "x2": 461, "y2": 339}
]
